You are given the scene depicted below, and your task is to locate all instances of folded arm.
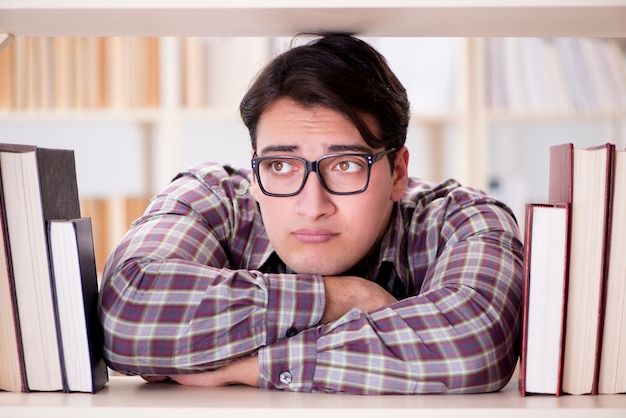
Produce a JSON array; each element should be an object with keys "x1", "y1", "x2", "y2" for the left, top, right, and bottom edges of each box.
[
  {"x1": 163, "y1": 203, "x2": 523, "y2": 394},
  {"x1": 99, "y1": 172, "x2": 523, "y2": 394},
  {"x1": 167, "y1": 216, "x2": 523, "y2": 395},
  {"x1": 254, "y1": 199, "x2": 524, "y2": 394},
  {"x1": 98, "y1": 173, "x2": 326, "y2": 375}
]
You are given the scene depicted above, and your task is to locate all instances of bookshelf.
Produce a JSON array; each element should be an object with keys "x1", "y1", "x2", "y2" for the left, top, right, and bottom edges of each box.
[
  {"x1": 1, "y1": 35, "x2": 626, "y2": 270},
  {"x1": 4, "y1": 35, "x2": 623, "y2": 184},
  {"x1": 1, "y1": 2, "x2": 625, "y2": 190},
  {"x1": 0, "y1": 0, "x2": 625, "y2": 412},
  {"x1": 1, "y1": 1, "x2": 626, "y2": 37}
]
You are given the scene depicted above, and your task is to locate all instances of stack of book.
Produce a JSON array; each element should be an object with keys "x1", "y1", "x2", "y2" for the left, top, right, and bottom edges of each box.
[
  {"x1": 485, "y1": 38, "x2": 626, "y2": 115},
  {"x1": 0, "y1": 37, "x2": 160, "y2": 110},
  {"x1": 0, "y1": 143, "x2": 108, "y2": 393},
  {"x1": 520, "y1": 142, "x2": 626, "y2": 396}
]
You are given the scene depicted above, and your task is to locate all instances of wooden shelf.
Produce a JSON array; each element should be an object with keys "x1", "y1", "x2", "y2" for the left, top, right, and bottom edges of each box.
[
  {"x1": 0, "y1": 109, "x2": 162, "y2": 124},
  {"x1": 1, "y1": 1, "x2": 626, "y2": 37},
  {"x1": 1, "y1": 376, "x2": 625, "y2": 418},
  {"x1": 486, "y1": 111, "x2": 626, "y2": 123}
]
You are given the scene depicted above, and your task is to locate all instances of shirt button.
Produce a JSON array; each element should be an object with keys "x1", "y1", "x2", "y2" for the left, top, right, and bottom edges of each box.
[
  {"x1": 279, "y1": 371, "x2": 292, "y2": 385},
  {"x1": 285, "y1": 327, "x2": 298, "y2": 338}
]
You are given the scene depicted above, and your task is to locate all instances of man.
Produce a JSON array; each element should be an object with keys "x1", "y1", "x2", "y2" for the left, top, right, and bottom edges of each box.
[{"x1": 99, "y1": 35, "x2": 523, "y2": 395}]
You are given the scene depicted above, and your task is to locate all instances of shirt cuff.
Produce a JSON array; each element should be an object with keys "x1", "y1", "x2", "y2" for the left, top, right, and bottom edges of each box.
[
  {"x1": 257, "y1": 326, "x2": 319, "y2": 392},
  {"x1": 263, "y1": 273, "x2": 325, "y2": 343}
]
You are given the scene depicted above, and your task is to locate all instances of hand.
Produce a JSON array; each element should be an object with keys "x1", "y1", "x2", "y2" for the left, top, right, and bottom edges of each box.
[
  {"x1": 168, "y1": 355, "x2": 260, "y2": 388},
  {"x1": 322, "y1": 276, "x2": 397, "y2": 323}
]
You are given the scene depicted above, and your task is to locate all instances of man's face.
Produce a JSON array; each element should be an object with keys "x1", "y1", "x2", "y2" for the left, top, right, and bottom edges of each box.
[{"x1": 251, "y1": 97, "x2": 409, "y2": 276}]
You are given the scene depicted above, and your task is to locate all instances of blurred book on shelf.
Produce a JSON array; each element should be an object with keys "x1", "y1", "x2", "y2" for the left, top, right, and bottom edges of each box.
[
  {"x1": 485, "y1": 38, "x2": 626, "y2": 115},
  {"x1": 0, "y1": 36, "x2": 160, "y2": 110}
]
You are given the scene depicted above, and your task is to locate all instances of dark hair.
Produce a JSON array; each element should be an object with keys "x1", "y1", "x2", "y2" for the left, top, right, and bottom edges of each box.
[{"x1": 239, "y1": 35, "x2": 410, "y2": 154}]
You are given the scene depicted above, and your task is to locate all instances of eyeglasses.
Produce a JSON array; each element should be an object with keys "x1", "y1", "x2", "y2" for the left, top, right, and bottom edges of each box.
[{"x1": 251, "y1": 148, "x2": 396, "y2": 197}]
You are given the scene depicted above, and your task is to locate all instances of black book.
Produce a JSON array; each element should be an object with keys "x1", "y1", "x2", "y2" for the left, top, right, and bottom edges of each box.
[
  {"x1": 0, "y1": 143, "x2": 80, "y2": 391},
  {"x1": 47, "y1": 218, "x2": 108, "y2": 393}
]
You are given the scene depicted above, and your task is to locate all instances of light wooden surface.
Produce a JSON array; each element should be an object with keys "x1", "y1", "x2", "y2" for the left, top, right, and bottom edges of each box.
[
  {"x1": 0, "y1": 376, "x2": 625, "y2": 418},
  {"x1": 1, "y1": 1, "x2": 626, "y2": 37}
]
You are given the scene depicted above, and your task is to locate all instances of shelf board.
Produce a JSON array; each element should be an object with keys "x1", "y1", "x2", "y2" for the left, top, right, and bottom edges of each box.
[
  {"x1": 1, "y1": 1, "x2": 626, "y2": 37},
  {"x1": 178, "y1": 107, "x2": 244, "y2": 123},
  {"x1": 0, "y1": 108, "x2": 162, "y2": 123},
  {"x1": 2, "y1": 108, "x2": 624, "y2": 125},
  {"x1": 411, "y1": 112, "x2": 466, "y2": 125},
  {"x1": 0, "y1": 108, "x2": 474, "y2": 126},
  {"x1": 486, "y1": 110, "x2": 626, "y2": 123}
]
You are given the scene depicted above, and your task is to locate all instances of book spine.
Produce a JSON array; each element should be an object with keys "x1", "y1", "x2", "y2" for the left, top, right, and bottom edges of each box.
[{"x1": 592, "y1": 143, "x2": 616, "y2": 395}]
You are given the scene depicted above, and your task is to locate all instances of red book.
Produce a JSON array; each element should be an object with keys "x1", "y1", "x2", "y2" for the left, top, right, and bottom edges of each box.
[
  {"x1": 519, "y1": 203, "x2": 570, "y2": 396},
  {"x1": 549, "y1": 143, "x2": 614, "y2": 395},
  {"x1": 598, "y1": 147, "x2": 626, "y2": 394}
]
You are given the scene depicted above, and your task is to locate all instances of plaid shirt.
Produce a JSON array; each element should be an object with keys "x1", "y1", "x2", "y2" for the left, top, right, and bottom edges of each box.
[{"x1": 99, "y1": 162, "x2": 523, "y2": 394}]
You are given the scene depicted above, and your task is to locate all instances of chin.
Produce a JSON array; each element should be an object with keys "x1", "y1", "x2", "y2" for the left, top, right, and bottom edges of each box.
[{"x1": 285, "y1": 258, "x2": 351, "y2": 276}]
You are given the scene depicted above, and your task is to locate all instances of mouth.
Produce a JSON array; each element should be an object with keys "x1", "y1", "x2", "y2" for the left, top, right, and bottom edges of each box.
[{"x1": 292, "y1": 228, "x2": 338, "y2": 243}]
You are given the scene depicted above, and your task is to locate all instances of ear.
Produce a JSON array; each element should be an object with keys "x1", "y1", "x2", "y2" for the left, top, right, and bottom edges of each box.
[{"x1": 390, "y1": 146, "x2": 409, "y2": 201}]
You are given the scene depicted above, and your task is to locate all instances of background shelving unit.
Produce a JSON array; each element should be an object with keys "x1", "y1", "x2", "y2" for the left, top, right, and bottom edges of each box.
[
  {"x1": 2, "y1": 35, "x2": 626, "y2": 270},
  {"x1": 0, "y1": 4, "x2": 626, "y2": 415},
  {"x1": 1, "y1": 1, "x2": 626, "y2": 271}
]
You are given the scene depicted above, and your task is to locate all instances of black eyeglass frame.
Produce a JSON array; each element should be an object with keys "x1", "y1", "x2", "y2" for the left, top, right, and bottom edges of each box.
[{"x1": 251, "y1": 148, "x2": 397, "y2": 197}]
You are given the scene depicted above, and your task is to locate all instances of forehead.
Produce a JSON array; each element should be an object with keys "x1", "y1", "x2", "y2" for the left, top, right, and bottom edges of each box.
[{"x1": 255, "y1": 98, "x2": 376, "y2": 154}]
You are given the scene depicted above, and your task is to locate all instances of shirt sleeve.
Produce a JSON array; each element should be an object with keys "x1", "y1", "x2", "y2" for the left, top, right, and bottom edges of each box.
[
  {"x1": 98, "y1": 172, "x2": 325, "y2": 375},
  {"x1": 257, "y1": 192, "x2": 524, "y2": 394}
]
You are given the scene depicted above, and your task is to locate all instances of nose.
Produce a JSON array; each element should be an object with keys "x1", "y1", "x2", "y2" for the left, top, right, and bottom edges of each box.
[{"x1": 294, "y1": 170, "x2": 336, "y2": 219}]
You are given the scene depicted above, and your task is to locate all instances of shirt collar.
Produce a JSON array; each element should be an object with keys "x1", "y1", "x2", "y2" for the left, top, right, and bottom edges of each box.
[
  {"x1": 256, "y1": 202, "x2": 410, "y2": 298},
  {"x1": 368, "y1": 202, "x2": 410, "y2": 298}
]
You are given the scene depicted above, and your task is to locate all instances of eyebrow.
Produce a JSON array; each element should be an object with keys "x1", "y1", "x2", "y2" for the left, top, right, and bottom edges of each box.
[
  {"x1": 258, "y1": 145, "x2": 298, "y2": 155},
  {"x1": 327, "y1": 144, "x2": 373, "y2": 153},
  {"x1": 258, "y1": 143, "x2": 373, "y2": 156}
]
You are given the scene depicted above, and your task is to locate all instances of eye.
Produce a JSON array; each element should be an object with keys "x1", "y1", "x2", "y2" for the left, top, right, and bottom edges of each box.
[
  {"x1": 333, "y1": 158, "x2": 364, "y2": 173},
  {"x1": 267, "y1": 159, "x2": 298, "y2": 174}
]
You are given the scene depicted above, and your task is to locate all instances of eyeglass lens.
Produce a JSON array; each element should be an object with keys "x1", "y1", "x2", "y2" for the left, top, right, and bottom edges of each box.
[{"x1": 257, "y1": 154, "x2": 371, "y2": 195}]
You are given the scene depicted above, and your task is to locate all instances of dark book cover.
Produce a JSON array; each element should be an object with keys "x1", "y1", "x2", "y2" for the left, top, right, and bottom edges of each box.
[
  {"x1": 548, "y1": 143, "x2": 574, "y2": 205},
  {"x1": 35, "y1": 147, "x2": 81, "y2": 221},
  {"x1": 47, "y1": 217, "x2": 108, "y2": 393},
  {"x1": 72, "y1": 217, "x2": 108, "y2": 393},
  {"x1": 0, "y1": 143, "x2": 82, "y2": 392}
]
